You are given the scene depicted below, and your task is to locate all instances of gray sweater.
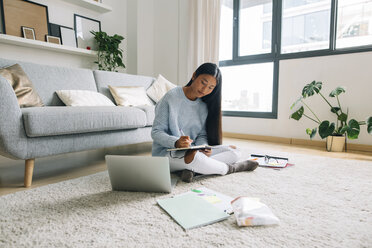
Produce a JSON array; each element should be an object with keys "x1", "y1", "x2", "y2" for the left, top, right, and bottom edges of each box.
[{"x1": 151, "y1": 86, "x2": 209, "y2": 156}]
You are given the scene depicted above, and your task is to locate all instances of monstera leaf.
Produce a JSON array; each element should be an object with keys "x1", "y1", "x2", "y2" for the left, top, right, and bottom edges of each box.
[
  {"x1": 306, "y1": 128, "x2": 317, "y2": 139},
  {"x1": 329, "y1": 86, "x2": 346, "y2": 97},
  {"x1": 290, "y1": 96, "x2": 303, "y2": 110},
  {"x1": 367, "y1": 117, "x2": 372, "y2": 134},
  {"x1": 290, "y1": 106, "x2": 304, "y2": 120},
  {"x1": 290, "y1": 97, "x2": 304, "y2": 120},
  {"x1": 331, "y1": 107, "x2": 341, "y2": 114},
  {"x1": 318, "y1": 121, "x2": 335, "y2": 139},
  {"x1": 340, "y1": 119, "x2": 360, "y2": 140},
  {"x1": 302, "y1": 81, "x2": 322, "y2": 98},
  {"x1": 338, "y1": 113, "x2": 348, "y2": 122}
]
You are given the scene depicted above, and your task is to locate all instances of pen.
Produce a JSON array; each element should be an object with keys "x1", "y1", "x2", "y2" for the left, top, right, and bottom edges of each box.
[{"x1": 179, "y1": 129, "x2": 185, "y2": 136}]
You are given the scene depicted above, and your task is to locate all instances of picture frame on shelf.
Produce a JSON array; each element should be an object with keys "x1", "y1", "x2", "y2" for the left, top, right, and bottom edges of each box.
[
  {"x1": 60, "y1": 26, "x2": 77, "y2": 48},
  {"x1": 49, "y1": 23, "x2": 61, "y2": 38},
  {"x1": 22, "y1": 26, "x2": 35, "y2": 40},
  {"x1": 46, "y1": 35, "x2": 61, "y2": 44},
  {"x1": 74, "y1": 14, "x2": 101, "y2": 51},
  {"x1": 0, "y1": 0, "x2": 4, "y2": 34},
  {"x1": 1, "y1": 0, "x2": 50, "y2": 41}
]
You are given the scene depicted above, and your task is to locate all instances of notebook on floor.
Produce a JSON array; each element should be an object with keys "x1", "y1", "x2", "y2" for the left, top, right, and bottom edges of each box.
[{"x1": 157, "y1": 193, "x2": 230, "y2": 230}]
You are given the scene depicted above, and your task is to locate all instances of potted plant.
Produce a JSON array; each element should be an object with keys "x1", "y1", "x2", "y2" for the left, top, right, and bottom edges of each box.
[
  {"x1": 90, "y1": 31, "x2": 125, "y2": 72},
  {"x1": 290, "y1": 81, "x2": 372, "y2": 152}
]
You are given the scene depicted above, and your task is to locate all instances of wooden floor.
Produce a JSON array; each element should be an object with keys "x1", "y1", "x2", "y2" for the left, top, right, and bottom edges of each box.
[{"x1": 1, "y1": 138, "x2": 371, "y2": 196}]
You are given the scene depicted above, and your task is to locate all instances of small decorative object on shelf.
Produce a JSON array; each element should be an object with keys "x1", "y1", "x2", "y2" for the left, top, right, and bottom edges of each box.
[
  {"x1": 46, "y1": 35, "x2": 61, "y2": 44},
  {"x1": 22, "y1": 26, "x2": 35, "y2": 40},
  {"x1": 91, "y1": 31, "x2": 125, "y2": 72},
  {"x1": 290, "y1": 81, "x2": 372, "y2": 152}
]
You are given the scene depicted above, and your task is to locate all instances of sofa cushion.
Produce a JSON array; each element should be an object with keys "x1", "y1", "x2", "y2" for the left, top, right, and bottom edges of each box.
[
  {"x1": 135, "y1": 105, "x2": 155, "y2": 126},
  {"x1": 0, "y1": 64, "x2": 44, "y2": 108},
  {"x1": 56, "y1": 90, "x2": 115, "y2": 106},
  {"x1": 93, "y1": 70, "x2": 155, "y2": 104},
  {"x1": 0, "y1": 58, "x2": 97, "y2": 106},
  {"x1": 109, "y1": 86, "x2": 152, "y2": 107},
  {"x1": 146, "y1": 74, "x2": 177, "y2": 103},
  {"x1": 22, "y1": 106, "x2": 147, "y2": 137}
]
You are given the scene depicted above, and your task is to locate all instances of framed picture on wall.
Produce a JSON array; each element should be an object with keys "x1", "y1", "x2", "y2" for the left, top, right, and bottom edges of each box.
[
  {"x1": 22, "y1": 26, "x2": 35, "y2": 40},
  {"x1": 1, "y1": 0, "x2": 50, "y2": 41},
  {"x1": 60, "y1": 26, "x2": 77, "y2": 47},
  {"x1": 74, "y1": 14, "x2": 101, "y2": 50}
]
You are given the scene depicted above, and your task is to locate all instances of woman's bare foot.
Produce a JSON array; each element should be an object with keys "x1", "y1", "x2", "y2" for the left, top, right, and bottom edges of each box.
[{"x1": 229, "y1": 145, "x2": 237, "y2": 149}]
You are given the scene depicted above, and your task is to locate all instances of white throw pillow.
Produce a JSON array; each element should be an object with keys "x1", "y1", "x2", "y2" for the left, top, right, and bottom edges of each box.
[
  {"x1": 56, "y1": 90, "x2": 115, "y2": 106},
  {"x1": 109, "y1": 86, "x2": 153, "y2": 107},
  {"x1": 146, "y1": 74, "x2": 177, "y2": 103}
]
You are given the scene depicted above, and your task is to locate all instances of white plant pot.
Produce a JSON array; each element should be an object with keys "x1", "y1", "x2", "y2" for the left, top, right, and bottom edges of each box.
[{"x1": 326, "y1": 136, "x2": 345, "y2": 152}]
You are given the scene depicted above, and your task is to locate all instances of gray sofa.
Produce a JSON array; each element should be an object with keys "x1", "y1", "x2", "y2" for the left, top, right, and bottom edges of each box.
[{"x1": 0, "y1": 58, "x2": 155, "y2": 187}]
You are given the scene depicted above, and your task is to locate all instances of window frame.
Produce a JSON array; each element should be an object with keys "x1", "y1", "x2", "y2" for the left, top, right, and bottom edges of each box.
[{"x1": 220, "y1": 0, "x2": 372, "y2": 119}]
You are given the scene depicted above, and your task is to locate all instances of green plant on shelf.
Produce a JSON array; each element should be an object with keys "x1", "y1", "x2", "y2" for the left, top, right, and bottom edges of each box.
[
  {"x1": 290, "y1": 81, "x2": 372, "y2": 140},
  {"x1": 91, "y1": 31, "x2": 125, "y2": 72}
]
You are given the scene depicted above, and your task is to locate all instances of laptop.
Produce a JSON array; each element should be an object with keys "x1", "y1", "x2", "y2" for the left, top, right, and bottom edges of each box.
[{"x1": 105, "y1": 155, "x2": 176, "y2": 193}]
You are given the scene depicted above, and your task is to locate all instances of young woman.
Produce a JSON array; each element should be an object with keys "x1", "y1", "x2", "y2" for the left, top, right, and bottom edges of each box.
[{"x1": 151, "y1": 63, "x2": 258, "y2": 182}]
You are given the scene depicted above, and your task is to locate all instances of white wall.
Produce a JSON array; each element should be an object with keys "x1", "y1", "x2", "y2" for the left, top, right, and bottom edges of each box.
[
  {"x1": 136, "y1": 0, "x2": 154, "y2": 77},
  {"x1": 0, "y1": 0, "x2": 127, "y2": 70},
  {"x1": 134, "y1": 0, "x2": 189, "y2": 84},
  {"x1": 126, "y1": 0, "x2": 138, "y2": 75}
]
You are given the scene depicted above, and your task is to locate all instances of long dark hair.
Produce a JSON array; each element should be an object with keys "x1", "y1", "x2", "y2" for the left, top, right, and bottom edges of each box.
[{"x1": 186, "y1": 63, "x2": 222, "y2": 145}]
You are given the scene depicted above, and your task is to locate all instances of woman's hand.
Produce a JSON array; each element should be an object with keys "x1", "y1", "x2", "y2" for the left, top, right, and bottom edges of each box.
[
  {"x1": 200, "y1": 148, "x2": 212, "y2": 157},
  {"x1": 175, "y1": 136, "x2": 193, "y2": 148}
]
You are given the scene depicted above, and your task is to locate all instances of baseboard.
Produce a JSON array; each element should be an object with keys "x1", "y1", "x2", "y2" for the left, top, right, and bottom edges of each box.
[{"x1": 223, "y1": 132, "x2": 372, "y2": 153}]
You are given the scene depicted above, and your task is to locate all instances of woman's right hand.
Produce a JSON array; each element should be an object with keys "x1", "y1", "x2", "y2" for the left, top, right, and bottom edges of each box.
[{"x1": 175, "y1": 136, "x2": 193, "y2": 148}]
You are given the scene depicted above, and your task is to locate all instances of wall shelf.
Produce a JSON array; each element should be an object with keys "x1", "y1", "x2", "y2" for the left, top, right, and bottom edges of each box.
[
  {"x1": 60, "y1": 0, "x2": 112, "y2": 13},
  {"x1": 0, "y1": 34, "x2": 97, "y2": 57}
]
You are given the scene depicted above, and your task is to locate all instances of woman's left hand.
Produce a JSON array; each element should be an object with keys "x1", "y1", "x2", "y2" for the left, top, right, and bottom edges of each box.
[{"x1": 200, "y1": 148, "x2": 212, "y2": 157}]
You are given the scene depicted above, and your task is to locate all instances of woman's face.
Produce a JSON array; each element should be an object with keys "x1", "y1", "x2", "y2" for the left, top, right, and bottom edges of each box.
[{"x1": 190, "y1": 73, "x2": 217, "y2": 98}]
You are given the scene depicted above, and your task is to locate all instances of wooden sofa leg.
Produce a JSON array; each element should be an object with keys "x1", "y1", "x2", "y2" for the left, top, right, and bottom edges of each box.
[{"x1": 24, "y1": 159, "x2": 35, "y2": 188}]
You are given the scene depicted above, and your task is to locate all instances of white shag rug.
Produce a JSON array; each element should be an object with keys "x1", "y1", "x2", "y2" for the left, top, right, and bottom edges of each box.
[{"x1": 1, "y1": 150, "x2": 372, "y2": 248}]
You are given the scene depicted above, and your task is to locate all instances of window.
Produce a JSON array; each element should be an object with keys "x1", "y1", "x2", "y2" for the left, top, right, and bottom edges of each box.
[
  {"x1": 239, "y1": 0, "x2": 273, "y2": 56},
  {"x1": 219, "y1": 0, "x2": 372, "y2": 118},
  {"x1": 219, "y1": 0, "x2": 234, "y2": 60},
  {"x1": 220, "y1": 0, "x2": 277, "y2": 118},
  {"x1": 221, "y1": 63, "x2": 274, "y2": 112},
  {"x1": 281, "y1": 0, "x2": 331, "y2": 53},
  {"x1": 336, "y1": 0, "x2": 372, "y2": 48}
]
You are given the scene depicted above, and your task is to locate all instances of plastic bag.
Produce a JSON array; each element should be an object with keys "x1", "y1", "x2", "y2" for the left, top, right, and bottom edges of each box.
[{"x1": 231, "y1": 196, "x2": 280, "y2": 226}]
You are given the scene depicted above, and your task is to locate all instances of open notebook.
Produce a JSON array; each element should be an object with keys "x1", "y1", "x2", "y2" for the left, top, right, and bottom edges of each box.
[
  {"x1": 166, "y1": 145, "x2": 213, "y2": 152},
  {"x1": 250, "y1": 154, "x2": 289, "y2": 168}
]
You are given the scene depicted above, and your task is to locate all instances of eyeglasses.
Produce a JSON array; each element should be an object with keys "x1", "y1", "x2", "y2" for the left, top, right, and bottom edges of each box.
[{"x1": 264, "y1": 155, "x2": 279, "y2": 164}]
